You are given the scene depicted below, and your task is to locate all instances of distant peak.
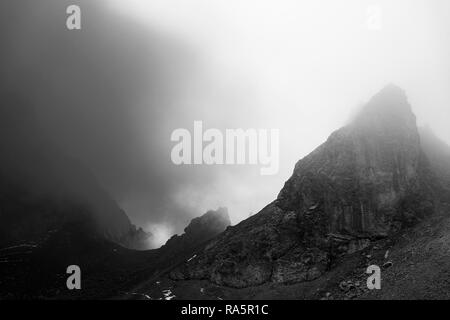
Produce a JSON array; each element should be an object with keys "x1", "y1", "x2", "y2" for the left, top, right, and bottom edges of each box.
[
  {"x1": 379, "y1": 83, "x2": 405, "y2": 95},
  {"x1": 369, "y1": 83, "x2": 408, "y2": 107},
  {"x1": 353, "y1": 84, "x2": 415, "y2": 127},
  {"x1": 183, "y1": 207, "x2": 231, "y2": 234}
]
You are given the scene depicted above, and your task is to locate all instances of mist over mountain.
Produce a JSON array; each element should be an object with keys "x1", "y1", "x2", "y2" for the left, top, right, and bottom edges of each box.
[
  {"x1": 1, "y1": 83, "x2": 449, "y2": 299},
  {"x1": 0, "y1": 0, "x2": 203, "y2": 235},
  {"x1": 1, "y1": 0, "x2": 450, "y2": 236},
  {"x1": 1, "y1": 0, "x2": 450, "y2": 302},
  {"x1": 168, "y1": 85, "x2": 450, "y2": 297},
  {"x1": 0, "y1": 95, "x2": 151, "y2": 249}
]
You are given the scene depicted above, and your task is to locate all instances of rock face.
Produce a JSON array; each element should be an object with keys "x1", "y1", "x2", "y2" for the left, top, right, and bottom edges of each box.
[
  {"x1": 160, "y1": 208, "x2": 231, "y2": 260},
  {"x1": 0, "y1": 95, "x2": 147, "y2": 249},
  {"x1": 171, "y1": 85, "x2": 440, "y2": 288},
  {"x1": 278, "y1": 84, "x2": 435, "y2": 240}
]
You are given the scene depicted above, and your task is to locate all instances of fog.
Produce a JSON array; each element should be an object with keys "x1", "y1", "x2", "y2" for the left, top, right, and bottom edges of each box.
[{"x1": 1, "y1": 0, "x2": 449, "y2": 245}]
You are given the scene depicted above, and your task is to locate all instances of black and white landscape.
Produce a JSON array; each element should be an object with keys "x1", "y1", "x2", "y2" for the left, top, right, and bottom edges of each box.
[{"x1": 0, "y1": 0, "x2": 449, "y2": 300}]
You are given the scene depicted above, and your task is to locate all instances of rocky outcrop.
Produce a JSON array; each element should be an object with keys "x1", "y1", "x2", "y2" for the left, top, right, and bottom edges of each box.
[
  {"x1": 278, "y1": 84, "x2": 436, "y2": 240},
  {"x1": 159, "y1": 207, "x2": 231, "y2": 260},
  {"x1": 170, "y1": 85, "x2": 440, "y2": 288}
]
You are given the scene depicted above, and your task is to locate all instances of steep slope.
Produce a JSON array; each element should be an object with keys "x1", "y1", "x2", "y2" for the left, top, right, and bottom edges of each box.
[
  {"x1": 419, "y1": 126, "x2": 450, "y2": 194},
  {"x1": 170, "y1": 85, "x2": 442, "y2": 289},
  {"x1": 145, "y1": 201, "x2": 450, "y2": 300},
  {"x1": 0, "y1": 94, "x2": 148, "y2": 249}
]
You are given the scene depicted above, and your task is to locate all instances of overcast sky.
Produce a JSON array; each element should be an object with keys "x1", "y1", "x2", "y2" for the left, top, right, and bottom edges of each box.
[{"x1": 2, "y1": 0, "x2": 449, "y2": 246}]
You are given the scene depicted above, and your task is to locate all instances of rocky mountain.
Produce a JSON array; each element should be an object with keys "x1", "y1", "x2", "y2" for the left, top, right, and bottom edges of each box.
[
  {"x1": 0, "y1": 94, "x2": 149, "y2": 249},
  {"x1": 169, "y1": 85, "x2": 448, "y2": 289},
  {"x1": 2, "y1": 85, "x2": 449, "y2": 299}
]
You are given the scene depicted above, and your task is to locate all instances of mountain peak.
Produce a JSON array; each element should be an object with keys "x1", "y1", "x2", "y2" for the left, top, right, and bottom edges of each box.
[
  {"x1": 184, "y1": 207, "x2": 231, "y2": 235},
  {"x1": 170, "y1": 85, "x2": 436, "y2": 289},
  {"x1": 352, "y1": 84, "x2": 416, "y2": 134},
  {"x1": 378, "y1": 83, "x2": 405, "y2": 94}
]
